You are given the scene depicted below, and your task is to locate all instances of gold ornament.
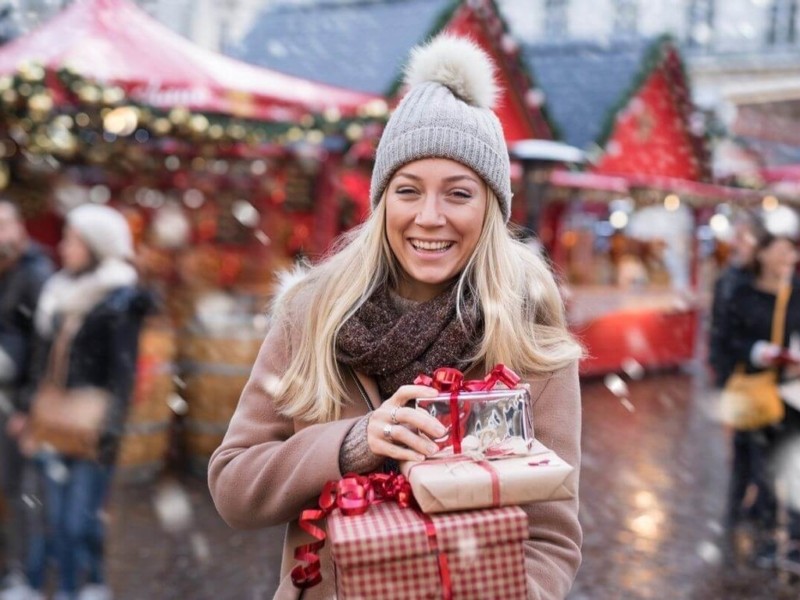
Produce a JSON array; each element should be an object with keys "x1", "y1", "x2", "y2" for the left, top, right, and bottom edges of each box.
[
  {"x1": 188, "y1": 114, "x2": 209, "y2": 134},
  {"x1": 77, "y1": 85, "x2": 102, "y2": 104},
  {"x1": 28, "y1": 93, "x2": 53, "y2": 114},
  {"x1": 169, "y1": 107, "x2": 190, "y2": 126},
  {"x1": 152, "y1": 118, "x2": 172, "y2": 135}
]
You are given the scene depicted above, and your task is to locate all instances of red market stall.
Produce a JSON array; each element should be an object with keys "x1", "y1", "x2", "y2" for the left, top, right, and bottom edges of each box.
[
  {"x1": 0, "y1": 0, "x2": 379, "y2": 252},
  {"x1": 526, "y1": 37, "x2": 722, "y2": 376},
  {"x1": 548, "y1": 171, "x2": 773, "y2": 376},
  {"x1": 0, "y1": 0, "x2": 382, "y2": 477}
]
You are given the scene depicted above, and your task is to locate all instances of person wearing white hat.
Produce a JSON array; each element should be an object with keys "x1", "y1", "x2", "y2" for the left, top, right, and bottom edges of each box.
[
  {"x1": 16, "y1": 203, "x2": 151, "y2": 600},
  {"x1": 210, "y1": 35, "x2": 583, "y2": 599}
]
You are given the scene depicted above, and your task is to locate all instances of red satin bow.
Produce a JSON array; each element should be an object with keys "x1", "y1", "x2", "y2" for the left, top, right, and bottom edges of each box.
[
  {"x1": 291, "y1": 473, "x2": 413, "y2": 589},
  {"x1": 414, "y1": 364, "x2": 521, "y2": 454}
]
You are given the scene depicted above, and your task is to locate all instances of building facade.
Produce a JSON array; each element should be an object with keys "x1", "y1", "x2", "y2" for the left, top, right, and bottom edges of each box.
[{"x1": 500, "y1": 0, "x2": 800, "y2": 177}]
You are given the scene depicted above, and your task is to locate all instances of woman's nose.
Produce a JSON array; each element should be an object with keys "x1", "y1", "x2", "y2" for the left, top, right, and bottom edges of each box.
[{"x1": 414, "y1": 195, "x2": 446, "y2": 227}]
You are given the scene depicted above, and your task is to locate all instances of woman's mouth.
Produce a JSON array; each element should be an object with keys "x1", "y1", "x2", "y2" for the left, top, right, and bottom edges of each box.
[{"x1": 409, "y1": 239, "x2": 454, "y2": 253}]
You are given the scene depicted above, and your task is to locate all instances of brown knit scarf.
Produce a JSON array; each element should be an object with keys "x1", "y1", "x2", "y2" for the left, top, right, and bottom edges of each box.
[{"x1": 336, "y1": 284, "x2": 483, "y2": 400}]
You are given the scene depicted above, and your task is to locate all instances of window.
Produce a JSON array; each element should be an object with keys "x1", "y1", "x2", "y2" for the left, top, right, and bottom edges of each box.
[
  {"x1": 686, "y1": 0, "x2": 714, "y2": 47},
  {"x1": 544, "y1": 0, "x2": 568, "y2": 39},
  {"x1": 768, "y1": 0, "x2": 798, "y2": 45},
  {"x1": 613, "y1": 0, "x2": 639, "y2": 38}
]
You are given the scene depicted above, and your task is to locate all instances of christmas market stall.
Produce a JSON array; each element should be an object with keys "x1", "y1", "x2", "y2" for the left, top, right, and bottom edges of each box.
[
  {"x1": 524, "y1": 36, "x2": 781, "y2": 376},
  {"x1": 0, "y1": 0, "x2": 380, "y2": 478}
]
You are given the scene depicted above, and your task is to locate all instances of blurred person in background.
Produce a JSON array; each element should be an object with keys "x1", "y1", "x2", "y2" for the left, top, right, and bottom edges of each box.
[
  {"x1": 12, "y1": 204, "x2": 151, "y2": 600},
  {"x1": 727, "y1": 215, "x2": 800, "y2": 571},
  {"x1": 209, "y1": 35, "x2": 584, "y2": 600},
  {"x1": 0, "y1": 201, "x2": 53, "y2": 596},
  {"x1": 708, "y1": 210, "x2": 761, "y2": 538}
]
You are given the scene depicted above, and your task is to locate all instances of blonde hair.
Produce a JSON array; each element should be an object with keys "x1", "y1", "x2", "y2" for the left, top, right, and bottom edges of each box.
[{"x1": 272, "y1": 189, "x2": 583, "y2": 423}]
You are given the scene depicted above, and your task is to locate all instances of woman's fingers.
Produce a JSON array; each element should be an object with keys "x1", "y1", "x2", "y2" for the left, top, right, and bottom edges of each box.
[
  {"x1": 388, "y1": 384, "x2": 440, "y2": 406},
  {"x1": 367, "y1": 414, "x2": 441, "y2": 460},
  {"x1": 382, "y1": 384, "x2": 446, "y2": 438},
  {"x1": 370, "y1": 438, "x2": 427, "y2": 463},
  {"x1": 386, "y1": 423, "x2": 439, "y2": 457},
  {"x1": 365, "y1": 383, "x2": 449, "y2": 461},
  {"x1": 394, "y1": 406, "x2": 447, "y2": 440}
]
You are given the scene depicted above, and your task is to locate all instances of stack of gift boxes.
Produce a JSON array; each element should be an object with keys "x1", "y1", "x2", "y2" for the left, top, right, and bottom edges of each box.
[{"x1": 299, "y1": 365, "x2": 574, "y2": 599}]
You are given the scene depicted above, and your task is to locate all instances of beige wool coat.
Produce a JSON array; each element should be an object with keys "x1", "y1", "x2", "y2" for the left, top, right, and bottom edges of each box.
[{"x1": 208, "y1": 288, "x2": 583, "y2": 600}]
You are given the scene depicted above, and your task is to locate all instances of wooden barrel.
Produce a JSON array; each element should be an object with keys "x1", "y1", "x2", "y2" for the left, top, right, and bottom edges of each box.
[
  {"x1": 116, "y1": 318, "x2": 177, "y2": 484},
  {"x1": 180, "y1": 327, "x2": 264, "y2": 475}
]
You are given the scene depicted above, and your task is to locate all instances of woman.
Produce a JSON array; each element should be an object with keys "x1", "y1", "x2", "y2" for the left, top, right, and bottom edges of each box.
[
  {"x1": 709, "y1": 211, "x2": 759, "y2": 535},
  {"x1": 727, "y1": 218, "x2": 800, "y2": 569},
  {"x1": 23, "y1": 204, "x2": 151, "y2": 600},
  {"x1": 209, "y1": 35, "x2": 583, "y2": 600}
]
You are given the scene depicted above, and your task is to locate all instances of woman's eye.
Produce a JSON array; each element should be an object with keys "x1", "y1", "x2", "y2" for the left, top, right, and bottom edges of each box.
[
  {"x1": 395, "y1": 187, "x2": 417, "y2": 195},
  {"x1": 450, "y1": 190, "x2": 473, "y2": 199}
]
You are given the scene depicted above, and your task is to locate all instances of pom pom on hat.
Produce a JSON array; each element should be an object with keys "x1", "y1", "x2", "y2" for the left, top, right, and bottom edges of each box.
[
  {"x1": 404, "y1": 34, "x2": 499, "y2": 109},
  {"x1": 67, "y1": 204, "x2": 134, "y2": 261},
  {"x1": 370, "y1": 34, "x2": 512, "y2": 222}
]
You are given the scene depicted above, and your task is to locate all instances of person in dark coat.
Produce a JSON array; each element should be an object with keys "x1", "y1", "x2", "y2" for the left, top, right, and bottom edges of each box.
[
  {"x1": 708, "y1": 211, "x2": 765, "y2": 537},
  {"x1": 727, "y1": 220, "x2": 800, "y2": 570},
  {"x1": 709, "y1": 211, "x2": 759, "y2": 389},
  {"x1": 0, "y1": 200, "x2": 53, "y2": 593},
  {"x1": 20, "y1": 204, "x2": 151, "y2": 600}
]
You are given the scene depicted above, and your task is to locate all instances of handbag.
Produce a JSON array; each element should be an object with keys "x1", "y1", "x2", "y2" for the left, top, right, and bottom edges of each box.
[
  {"x1": 719, "y1": 284, "x2": 790, "y2": 431},
  {"x1": 28, "y1": 318, "x2": 110, "y2": 460}
]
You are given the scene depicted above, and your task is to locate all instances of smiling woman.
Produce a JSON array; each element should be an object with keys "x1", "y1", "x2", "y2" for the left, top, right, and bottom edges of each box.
[
  {"x1": 209, "y1": 34, "x2": 584, "y2": 600},
  {"x1": 386, "y1": 158, "x2": 488, "y2": 301}
]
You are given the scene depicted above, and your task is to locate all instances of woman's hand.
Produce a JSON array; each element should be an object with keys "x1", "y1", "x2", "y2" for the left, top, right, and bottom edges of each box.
[{"x1": 366, "y1": 384, "x2": 446, "y2": 462}]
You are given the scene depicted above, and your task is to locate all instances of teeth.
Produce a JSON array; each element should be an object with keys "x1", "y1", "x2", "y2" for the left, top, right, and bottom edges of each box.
[{"x1": 411, "y1": 240, "x2": 452, "y2": 251}]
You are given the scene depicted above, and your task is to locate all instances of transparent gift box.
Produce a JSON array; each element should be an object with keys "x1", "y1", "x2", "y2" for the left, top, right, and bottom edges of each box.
[{"x1": 414, "y1": 365, "x2": 533, "y2": 458}]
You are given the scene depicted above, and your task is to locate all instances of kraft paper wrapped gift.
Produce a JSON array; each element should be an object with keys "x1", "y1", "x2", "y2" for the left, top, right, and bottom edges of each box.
[
  {"x1": 328, "y1": 502, "x2": 528, "y2": 600},
  {"x1": 400, "y1": 441, "x2": 574, "y2": 514}
]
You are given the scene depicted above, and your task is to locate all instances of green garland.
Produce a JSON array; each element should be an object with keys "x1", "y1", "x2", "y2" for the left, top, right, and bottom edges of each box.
[{"x1": 0, "y1": 64, "x2": 388, "y2": 168}]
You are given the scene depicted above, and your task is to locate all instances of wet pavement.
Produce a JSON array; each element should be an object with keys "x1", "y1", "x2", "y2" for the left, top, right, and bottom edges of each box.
[{"x1": 99, "y1": 364, "x2": 800, "y2": 599}]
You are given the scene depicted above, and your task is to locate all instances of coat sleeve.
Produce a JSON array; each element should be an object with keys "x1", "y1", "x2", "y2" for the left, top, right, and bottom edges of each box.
[
  {"x1": 522, "y1": 360, "x2": 582, "y2": 600},
  {"x1": 208, "y1": 310, "x2": 360, "y2": 530},
  {"x1": 100, "y1": 308, "x2": 143, "y2": 441},
  {"x1": 709, "y1": 274, "x2": 737, "y2": 387}
]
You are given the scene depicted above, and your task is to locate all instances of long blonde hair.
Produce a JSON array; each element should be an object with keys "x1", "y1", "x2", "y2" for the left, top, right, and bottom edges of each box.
[{"x1": 272, "y1": 189, "x2": 583, "y2": 423}]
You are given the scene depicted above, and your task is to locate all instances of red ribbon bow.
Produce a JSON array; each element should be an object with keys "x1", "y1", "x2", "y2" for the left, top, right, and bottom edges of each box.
[
  {"x1": 291, "y1": 473, "x2": 413, "y2": 589},
  {"x1": 414, "y1": 364, "x2": 521, "y2": 454}
]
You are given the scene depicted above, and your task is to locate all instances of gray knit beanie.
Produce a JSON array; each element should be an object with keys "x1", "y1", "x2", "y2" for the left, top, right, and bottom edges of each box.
[{"x1": 370, "y1": 35, "x2": 512, "y2": 222}]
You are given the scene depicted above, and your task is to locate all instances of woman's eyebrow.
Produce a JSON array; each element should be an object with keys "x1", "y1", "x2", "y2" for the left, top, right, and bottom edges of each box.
[{"x1": 394, "y1": 173, "x2": 479, "y2": 184}]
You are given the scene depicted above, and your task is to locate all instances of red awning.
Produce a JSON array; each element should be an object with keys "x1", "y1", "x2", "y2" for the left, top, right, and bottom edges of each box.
[
  {"x1": 761, "y1": 164, "x2": 800, "y2": 182},
  {"x1": 550, "y1": 170, "x2": 765, "y2": 202},
  {"x1": 0, "y1": 0, "x2": 377, "y2": 121}
]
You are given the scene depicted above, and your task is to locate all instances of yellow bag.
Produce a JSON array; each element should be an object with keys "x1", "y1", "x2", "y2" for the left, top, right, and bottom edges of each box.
[
  {"x1": 719, "y1": 369, "x2": 783, "y2": 430},
  {"x1": 719, "y1": 284, "x2": 790, "y2": 431}
]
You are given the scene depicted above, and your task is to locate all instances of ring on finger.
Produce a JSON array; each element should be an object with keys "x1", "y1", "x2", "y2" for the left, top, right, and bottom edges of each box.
[
  {"x1": 390, "y1": 406, "x2": 400, "y2": 425},
  {"x1": 383, "y1": 424, "x2": 394, "y2": 440}
]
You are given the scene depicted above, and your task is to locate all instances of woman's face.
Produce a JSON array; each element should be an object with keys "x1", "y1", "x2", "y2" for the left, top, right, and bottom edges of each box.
[
  {"x1": 385, "y1": 158, "x2": 488, "y2": 301},
  {"x1": 59, "y1": 226, "x2": 94, "y2": 274},
  {"x1": 757, "y1": 237, "x2": 799, "y2": 282}
]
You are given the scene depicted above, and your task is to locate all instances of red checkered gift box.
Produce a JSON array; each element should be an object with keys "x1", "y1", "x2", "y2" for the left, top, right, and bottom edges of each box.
[{"x1": 328, "y1": 501, "x2": 528, "y2": 599}]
